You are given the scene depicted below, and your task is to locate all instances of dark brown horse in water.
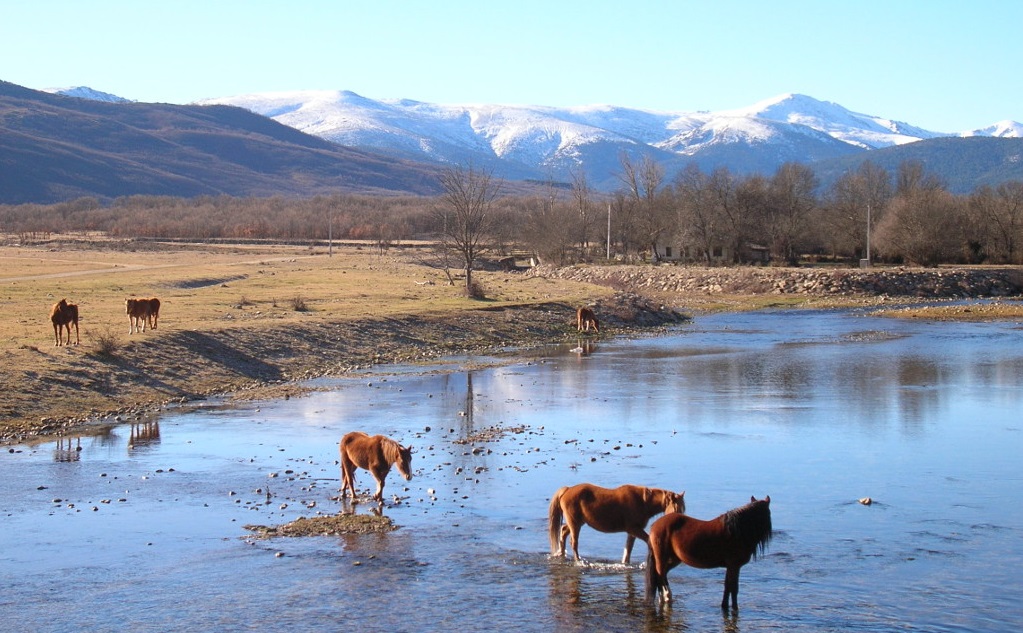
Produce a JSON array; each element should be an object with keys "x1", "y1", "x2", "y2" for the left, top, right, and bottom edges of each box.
[
  {"x1": 49, "y1": 299, "x2": 79, "y2": 346},
  {"x1": 646, "y1": 495, "x2": 772, "y2": 610},
  {"x1": 549, "y1": 483, "x2": 685, "y2": 564},
  {"x1": 339, "y1": 432, "x2": 413, "y2": 503}
]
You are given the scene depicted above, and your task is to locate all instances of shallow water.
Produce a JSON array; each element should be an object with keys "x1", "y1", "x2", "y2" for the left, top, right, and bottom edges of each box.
[{"x1": 2, "y1": 308, "x2": 1022, "y2": 632}]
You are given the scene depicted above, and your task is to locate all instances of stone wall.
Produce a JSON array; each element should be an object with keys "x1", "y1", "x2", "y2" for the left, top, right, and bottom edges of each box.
[{"x1": 532, "y1": 265, "x2": 1023, "y2": 299}]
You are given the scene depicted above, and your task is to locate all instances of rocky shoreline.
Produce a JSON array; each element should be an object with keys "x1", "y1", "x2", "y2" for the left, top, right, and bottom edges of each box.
[{"x1": 534, "y1": 264, "x2": 1023, "y2": 300}]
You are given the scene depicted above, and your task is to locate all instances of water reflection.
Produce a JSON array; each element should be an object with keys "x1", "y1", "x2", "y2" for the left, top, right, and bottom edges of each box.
[
  {"x1": 128, "y1": 421, "x2": 161, "y2": 451},
  {"x1": 5, "y1": 309, "x2": 1023, "y2": 633},
  {"x1": 52, "y1": 436, "x2": 81, "y2": 462}
]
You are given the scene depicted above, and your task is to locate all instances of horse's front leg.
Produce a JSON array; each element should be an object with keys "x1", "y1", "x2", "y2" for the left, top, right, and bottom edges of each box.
[
  {"x1": 622, "y1": 530, "x2": 649, "y2": 565},
  {"x1": 722, "y1": 566, "x2": 740, "y2": 610},
  {"x1": 372, "y1": 474, "x2": 385, "y2": 503}
]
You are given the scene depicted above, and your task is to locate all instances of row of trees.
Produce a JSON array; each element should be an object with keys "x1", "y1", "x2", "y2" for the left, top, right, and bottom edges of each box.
[
  {"x1": 518, "y1": 157, "x2": 1023, "y2": 268},
  {"x1": 4, "y1": 159, "x2": 1023, "y2": 279}
]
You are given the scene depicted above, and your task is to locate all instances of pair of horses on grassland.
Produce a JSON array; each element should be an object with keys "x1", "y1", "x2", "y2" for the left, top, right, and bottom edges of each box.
[
  {"x1": 47, "y1": 296, "x2": 161, "y2": 345},
  {"x1": 549, "y1": 483, "x2": 773, "y2": 610},
  {"x1": 126, "y1": 297, "x2": 161, "y2": 334}
]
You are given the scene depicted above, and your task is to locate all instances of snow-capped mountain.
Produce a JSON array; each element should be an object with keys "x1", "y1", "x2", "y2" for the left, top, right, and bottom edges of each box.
[
  {"x1": 46, "y1": 85, "x2": 1023, "y2": 190},
  {"x1": 196, "y1": 90, "x2": 1022, "y2": 188},
  {"x1": 44, "y1": 86, "x2": 134, "y2": 103},
  {"x1": 964, "y1": 120, "x2": 1023, "y2": 138}
]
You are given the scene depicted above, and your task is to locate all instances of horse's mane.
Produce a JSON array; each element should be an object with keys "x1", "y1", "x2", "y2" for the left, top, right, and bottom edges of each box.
[
  {"x1": 723, "y1": 500, "x2": 773, "y2": 559},
  {"x1": 380, "y1": 436, "x2": 406, "y2": 462}
]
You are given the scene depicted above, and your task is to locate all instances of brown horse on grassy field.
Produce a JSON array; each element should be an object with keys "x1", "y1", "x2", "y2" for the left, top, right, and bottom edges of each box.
[
  {"x1": 126, "y1": 297, "x2": 160, "y2": 333},
  {"x1": 49, "y1": 299, "x2": 79, "y2": 346},
  {"x1": 146, "y1": 297, "x2": 160, "y2": 330},
  {"x1": 339, "y1": 432, "x2": 413, "y2": 503},
  {"x1": 549, "y1": 483, "x2": 685, "y2": 565},
  {"x1": 576, "y1": 307, "x2": 599, "y2": 333},
  {"x1": 646, "y1": 495, "x2": 772, "y2": 610}
]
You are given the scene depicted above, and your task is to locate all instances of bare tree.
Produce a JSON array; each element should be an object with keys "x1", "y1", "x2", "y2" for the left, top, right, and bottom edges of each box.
[
  {"x1": 435, "y1": 162, "x2": 502, "y2": 295},
  {"x1": 767, "y1": 163, "x2": 818, "y2": 264},
  {"x1": 617, "y1": 153, "x2": 671, "y2": 260},
  {"x1": 970, "y1": 181, "x2": 1023, "y2": 263},
  {"x1": 821, "y1": 161, "x2": 893, "y2": 260}
]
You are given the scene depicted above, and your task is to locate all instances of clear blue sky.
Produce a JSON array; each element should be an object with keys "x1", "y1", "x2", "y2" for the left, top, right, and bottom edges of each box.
[{"x1": 2, "y1": 0, "x2": 1019, "y2": 132}]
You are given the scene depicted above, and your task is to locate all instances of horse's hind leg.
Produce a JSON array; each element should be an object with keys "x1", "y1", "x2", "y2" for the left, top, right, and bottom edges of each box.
[{"x1": 564, "y1": 518, "x2": 582, "y2": 561}]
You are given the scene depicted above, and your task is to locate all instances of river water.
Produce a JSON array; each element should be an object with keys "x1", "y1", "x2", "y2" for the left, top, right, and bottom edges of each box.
[{"x1": 1, "y1": 308, "x2": 1021, "y2": 632}]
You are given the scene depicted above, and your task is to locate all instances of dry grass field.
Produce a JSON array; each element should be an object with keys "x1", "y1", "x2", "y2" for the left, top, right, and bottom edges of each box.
[{"x1": 0, "y1": 238, "x2": 614, "y2": 443}]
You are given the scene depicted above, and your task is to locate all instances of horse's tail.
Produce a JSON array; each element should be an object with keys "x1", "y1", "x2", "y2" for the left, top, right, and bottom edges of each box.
[
  {"x1": 645, "y1": 545, "x2": 663, "y2": 602},
  {"x1": 548, "y1": 487, "x2": 567, "y2": 556}
]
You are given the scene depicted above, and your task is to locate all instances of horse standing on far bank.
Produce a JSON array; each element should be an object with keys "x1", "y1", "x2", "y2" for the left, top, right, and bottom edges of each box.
[
  {"x1": 549, "y1": 483, "x2": 685, "y2": 565},
  {"x1": 50, "y1": 299, "x2": 79, "y2": 346},
  {"x1": 646, "y1": 495, "x2": 773, "y2": 610},
  {"x1": 576, "y1": 307, "x2": 599, "y2": 333},
  {"x1": 339, "y1": 432, "x2": 413, "y2": 503}
]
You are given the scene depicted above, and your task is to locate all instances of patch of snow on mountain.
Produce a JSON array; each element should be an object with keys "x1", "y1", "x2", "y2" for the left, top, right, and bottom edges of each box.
[
  {"x1": 963, "y1": 120, "x2": 1023, "y2": 138},
  {"x1": 46, "y1": 86, "x2": 133, "y2": 103}
]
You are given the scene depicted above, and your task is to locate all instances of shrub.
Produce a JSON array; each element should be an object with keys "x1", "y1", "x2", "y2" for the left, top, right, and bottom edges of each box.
[{"x1": 90, "y1": 327, "x2": 120, "y2": 357}]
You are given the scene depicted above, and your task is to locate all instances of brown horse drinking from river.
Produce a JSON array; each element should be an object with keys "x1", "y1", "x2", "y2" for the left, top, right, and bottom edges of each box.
[
  {"x1": 576, "y1": 307, "x2": 599, "y2": 333},
  {"x1": 339, "y1": 432, "x2": 413, "y2": 503},
  {"x1": 549, "y1": 483, "x2": 685, "y2": 564},
  {"x1": 49, "y1": 299, "x2": 79, "y2": 346},
  {"x1": 646, "y1": 495, "x2": 772, "y2": 609}
]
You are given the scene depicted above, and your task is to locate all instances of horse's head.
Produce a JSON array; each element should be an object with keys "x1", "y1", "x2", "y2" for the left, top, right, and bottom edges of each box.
[
  {"x1": 397, "y1": 444, "x2": 413, "y2": 481},
  {"x1": 666, "y1": 490, "x2": 686, "y2": 515}
]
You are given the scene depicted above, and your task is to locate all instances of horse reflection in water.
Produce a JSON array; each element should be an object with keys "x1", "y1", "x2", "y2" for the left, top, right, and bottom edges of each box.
[
  {"x1": 128, "y1": 421, "x2": 161, "y2": 450},
  {"x1": 549, "y1": 483, "x2": 685, "y2": 565},
  {"x1": 53, "y1": 436, "x2": 82, "y2": 462},
  {"x1": 646, "y1": 495, "x2": 773, "y2": 610},
  {"x1": 339, "y1": 431, "x2": 413, "y2": 503}
]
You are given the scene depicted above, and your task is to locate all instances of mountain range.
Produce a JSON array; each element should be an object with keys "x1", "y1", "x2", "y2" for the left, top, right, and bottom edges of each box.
[
  {"x1": 2, "y1": 80, "x2": 1022, "y2": 205},
  {"x1": 197, "y1": 90, "x2": 1023, "y2": 191}
]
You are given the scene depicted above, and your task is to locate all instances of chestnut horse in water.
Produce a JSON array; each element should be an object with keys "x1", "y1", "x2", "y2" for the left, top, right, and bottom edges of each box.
[
  {"x1": 576, "y1": 307, "x2": 599, "y2": 333},
  {"x1": 646, "y1": 495, "x2": 772, "y2": 609},
  {"x1": 549, "y1": 483, "x2": 685, "y2": 564},
  {"x1": 339, "y1": 432, "x2": 413, "y2": 503},
  {"x1": 49, "y1": 299, "x2": 79, "y2": 346}
]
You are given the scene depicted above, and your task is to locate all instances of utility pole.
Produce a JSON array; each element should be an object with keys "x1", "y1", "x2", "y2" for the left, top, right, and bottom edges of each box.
[{"x1": 606, "y1": 202, "x2": 611, "y2": 260}]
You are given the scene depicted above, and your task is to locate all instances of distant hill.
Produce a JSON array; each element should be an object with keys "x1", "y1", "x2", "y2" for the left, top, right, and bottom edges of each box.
[
  {"x1": 812, "y1": 136, "x2": 1023, "y2": 194},
  {"x1": 0, "y1": 81, "x2": 444, "y2": 204}
]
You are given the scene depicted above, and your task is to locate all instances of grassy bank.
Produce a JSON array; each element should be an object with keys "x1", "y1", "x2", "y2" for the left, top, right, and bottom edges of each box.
[{"x1": 1, "y1": 240, "x2": 623, "y2": 443}]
